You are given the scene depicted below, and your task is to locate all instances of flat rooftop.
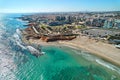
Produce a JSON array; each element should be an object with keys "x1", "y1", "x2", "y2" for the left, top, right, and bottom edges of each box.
[{"x1": 83, "y1": 29, "x2": 120, "y2": 37}]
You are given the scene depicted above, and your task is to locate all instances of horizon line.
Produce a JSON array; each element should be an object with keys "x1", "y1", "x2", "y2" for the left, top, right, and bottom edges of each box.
[{"x1": 0, "y1": 10, "x2": 120, "y2": 14}]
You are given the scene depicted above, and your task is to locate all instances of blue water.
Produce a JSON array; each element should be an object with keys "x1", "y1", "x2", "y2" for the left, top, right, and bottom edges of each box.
[{"x1": 0, "y1": 14, "x2": 120, "y2": 80}]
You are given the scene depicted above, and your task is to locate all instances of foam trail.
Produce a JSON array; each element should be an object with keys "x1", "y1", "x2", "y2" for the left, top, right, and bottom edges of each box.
[
  {"x1": 0, "y1": 14, "x2": 27, "y2": 80},
  {"x1": 0, "y1": 44, "x2": 17, "y2": 80},
  {"x1": 13, "y1": 29, "x2": 43, "y2": 57},
  {"x1": 16, "y1": 28, "x2": 21, "y2": 35},
  {"x1": 13, "y1": 29, "x2": 26, "y2": 50},
  {"x1": 27, "y1": 46, "x2": 40, "y2": 53},
  {"x1": 73, "y1": 49, "x2": 120, "y2": 74},
  {"x1": 96, "y1": 59, "x2": 120, "y2": 74}
]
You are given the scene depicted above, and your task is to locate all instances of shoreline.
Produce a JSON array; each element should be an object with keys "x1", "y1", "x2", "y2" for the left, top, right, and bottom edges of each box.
[
  {"x1": 21, "y1": 27, "x2": 120, "y2": 67},
  {"x1": 25, "y1": 35, "x2": 120, "y2": 67},
  {"x1": 59, "y1": 41, "x2": 120, "y2": 67},
  {"x1": 58, "y1": 37, "x2": 120, "y2": 67}
]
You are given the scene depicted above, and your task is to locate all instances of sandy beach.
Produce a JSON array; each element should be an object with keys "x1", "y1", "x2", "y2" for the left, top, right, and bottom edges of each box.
[
  {"x1": 58, "y1": 36, "x2": 120, "y2": 67},
  {"x1": 27, "y1": 35, "x2": 120, "y2": 67}
]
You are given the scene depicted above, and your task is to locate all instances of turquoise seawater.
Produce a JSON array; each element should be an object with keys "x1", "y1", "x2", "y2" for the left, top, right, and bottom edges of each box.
[{"x1": 0, "y1": 14, "x2": 120, "y2": 80}]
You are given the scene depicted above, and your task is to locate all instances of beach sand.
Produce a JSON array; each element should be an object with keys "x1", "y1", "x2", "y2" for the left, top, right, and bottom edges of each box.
[
  {"x1": 27, "y1": 36, "x2": 120, "y2": 67},
  {"x1": 59, "y1": 36, "x2": 120, "y2": 67}
]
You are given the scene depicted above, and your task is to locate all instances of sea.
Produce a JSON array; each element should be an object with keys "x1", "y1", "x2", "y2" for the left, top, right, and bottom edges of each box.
[{"x1": 0, "y1": 13, "x2": 120, "y2": 80}]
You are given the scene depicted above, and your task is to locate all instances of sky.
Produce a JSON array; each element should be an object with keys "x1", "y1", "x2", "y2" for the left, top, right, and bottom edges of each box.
[{"x1": 0, "y1": 0, "x2": 120, "y2": 13}]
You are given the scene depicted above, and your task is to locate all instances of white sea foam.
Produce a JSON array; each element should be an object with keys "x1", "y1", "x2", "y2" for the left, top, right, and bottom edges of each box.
[
  {"x1": 13, "y1": 29, "x2": 26, "y2": 49},
  {"x1": 0, "y1": 22, "x2": 4, "y2": 27},
  {"x1": 72, "y1": 48, "x2": 120, "y2": 74},
  {"x1": 96, "y1": 59, "x2": 120, "y2": 74},
  {"x1": 27, "y1": 46, "x2": 40, "y2": 54},
  {"x1": 16, "y1": 19, "x2": 22, "y2": 22},
  {"x1": 0, "y1": 15, "x2": 28, "y2": 80},
  {"x1": 0, "y1": 47, "x2": 17, "y2": 80},
  {"x1": 41, "y1": 51, "x2": 45, "y2": 54},
  {"x1": 0, "y1": 22, "x2": 6, "y2": 39},
  {"x1": 16, "y1": 40, "x2": 26, "y2": 50},
  {"x1": 82, "y1": 51, "x2": 120, "y2": 74},
  {"x1": 16, "y1": 28, "x2": 21, "y2": 35},
  {"x1": 13, "y1": 29, "x2": 43, "y2": 56},
  {"x1": 13, "y1": 34, "x2": 26, "y2": 49}
]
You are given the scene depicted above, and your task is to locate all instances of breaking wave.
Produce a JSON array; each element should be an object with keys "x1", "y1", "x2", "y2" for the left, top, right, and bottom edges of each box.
[
  {"x1": 13, "y1": 29, "x2": 26, "y2": 50},
  {"x1": 0, "y1": 29, "x2": 17, "y2": 80},
  {"x1": 72, "y1": 49, "x2": 120, "y2": 74},
  {"x1": 0, "y1": 14, "x2": 29, "y2": 80},
  {"x1": 96, "y1": 59, "x2": 120, "y2": 74},
  {"x1": 13, "y1": 28, "x2": 43, "y2": 57},
  {"x1": 1, "y1": 13, "x2": 120, "y2": 80}
]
